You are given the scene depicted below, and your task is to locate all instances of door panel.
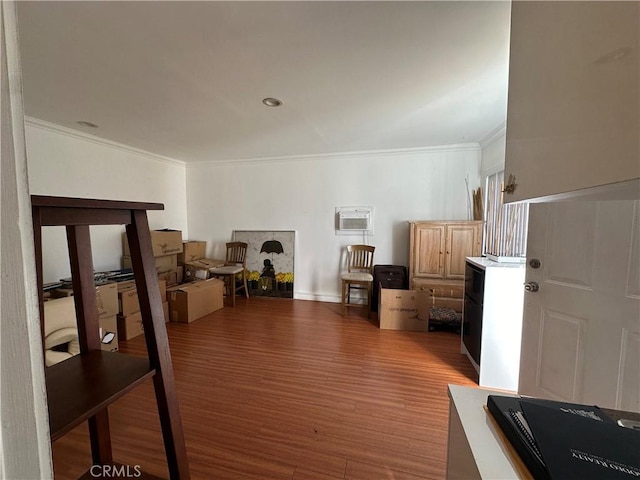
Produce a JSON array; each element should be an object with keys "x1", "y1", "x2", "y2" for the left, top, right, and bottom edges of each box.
[
  {"x1": 537, "y1": 309, "x2": 586, "y2": 401},
  {"x1": 545, "y1": 203, "x2": 596, "y2": 288},
  {"x1": 618, "y1": 330, "x2": 640, "y2": 411},
  {"x1": 413, "y1": 224, "x2": 445, "y2": 278},
  {"x1": 446, "y1": 225, "x2": 479, "y2": 279},
  {"x1": 519, "y1": 201, "x2": 640, "y2": 411},
  {"x1": 627, "y1": 206, "x2": 640, "y2": 298}
]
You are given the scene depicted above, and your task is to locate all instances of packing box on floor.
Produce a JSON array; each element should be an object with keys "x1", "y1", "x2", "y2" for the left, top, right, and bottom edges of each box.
[
  {"x1": 168, "y1": 278, "x2": 224, "y2": 323},
  {"x1": 122, "y1": 229, "x2": 183, "y2": 257},
  {"x1": 117, "y1": 311, "x2": 143, "y2": 340},
  {"x1": 183, "y1": 258, "x2": 225, "y2": 282},
  {"x1": 178, "y1": 241, "x2": 207, "y2": 265},
  {"x1": 378, "y1": 288, "x2": 430, "y2": 331},
  {"x1": 118, "y1": 279, "x2": 167, "y2": 316}
]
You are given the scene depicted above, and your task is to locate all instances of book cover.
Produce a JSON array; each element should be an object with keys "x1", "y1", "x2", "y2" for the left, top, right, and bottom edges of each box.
[
  {"x1": 521, "y1": 400, "x2": 640, "y2": 480},
  {"x1": 487, "y1": 395, "x2": 616, "y2": 480},
  {"x1": 519, "y1": 397, "x2": 615, "y2": 425},
  {"x1": 487, "y1": 395, "x2": 550, "y2": 480}
]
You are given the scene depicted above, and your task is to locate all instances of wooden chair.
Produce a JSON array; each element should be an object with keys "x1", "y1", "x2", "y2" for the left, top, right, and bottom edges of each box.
[
  {"x1": 210, "y1": 242, "x2": 249, "y2": 307},
  {"x1": 341, "y1": 245, "x2": 375, "y2": 317}
]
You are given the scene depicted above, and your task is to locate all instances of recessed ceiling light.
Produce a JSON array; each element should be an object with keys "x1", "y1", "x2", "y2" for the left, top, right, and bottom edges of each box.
[
  {"x1": 77, "y1": 121, "x2": 99, "y2": 128},
  {"x1": 262, "y1": 98, "x2": 283, "y2": 107}
]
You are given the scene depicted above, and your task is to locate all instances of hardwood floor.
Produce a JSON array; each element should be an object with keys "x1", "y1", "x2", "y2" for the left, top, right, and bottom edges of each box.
[{"x1": 52, "y1": 298, "x2": 478, "y2": 480}]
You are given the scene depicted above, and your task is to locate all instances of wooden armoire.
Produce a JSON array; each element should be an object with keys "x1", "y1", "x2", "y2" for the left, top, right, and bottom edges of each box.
[{"x1": 409, "y1": 221, "x2": 483, "y2": 312}]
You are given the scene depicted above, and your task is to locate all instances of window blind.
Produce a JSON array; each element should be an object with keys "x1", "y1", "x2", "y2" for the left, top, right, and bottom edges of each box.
[{"x1": 484, "y1": 171, "x2": 529, "y2": 259}]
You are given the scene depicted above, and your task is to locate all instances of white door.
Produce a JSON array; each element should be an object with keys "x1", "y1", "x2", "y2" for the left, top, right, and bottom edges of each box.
[{"x1": 519, "y1": 200, "x2": 640, "y2": 411}]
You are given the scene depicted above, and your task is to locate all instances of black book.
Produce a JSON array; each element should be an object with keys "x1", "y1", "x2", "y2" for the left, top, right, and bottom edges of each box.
[
  {"x1": 521, "y1": 400, "x2": 640, "y2": 480},
  {"x1": 487, "y1": 395, "x2": 551, "y2": 480},
  {"x1": 486, "y1": 395, "x2": 615, "y2": 480}
]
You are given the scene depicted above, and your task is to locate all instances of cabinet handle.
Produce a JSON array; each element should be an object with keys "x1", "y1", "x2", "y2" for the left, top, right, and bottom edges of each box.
[{"x1": 502, "y1": 174, "x2": 517, "y2": 194}]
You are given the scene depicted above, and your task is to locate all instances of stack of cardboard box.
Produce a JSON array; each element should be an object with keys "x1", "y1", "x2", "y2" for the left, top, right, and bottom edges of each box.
[
  {"x1": 116, "y1": 279, "x2": 168, "y2": 340},
  {"x1": 122, "y1": 229, "x2": 183, "y2": 286},
  {"x1": 117, "y1": 236, "x2": 226, "y2": 333},
  {"x1": 168, "y1": 240, "x2": 225, "y2": 322}
]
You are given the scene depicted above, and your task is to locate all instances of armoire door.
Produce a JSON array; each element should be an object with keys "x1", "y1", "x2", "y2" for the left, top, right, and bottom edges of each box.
[
  {"x1": 412, "y1": 223, "x2": 445, "y2": 279},
  {"x1": 519, "y1": 201, "x2": 640, "y2": 411},
  {"x1": 445, "y1": 224, "x2": 481, "y2": 279}
]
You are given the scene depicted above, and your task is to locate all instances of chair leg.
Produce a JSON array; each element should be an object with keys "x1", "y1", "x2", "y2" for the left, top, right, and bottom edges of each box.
[
  {"x1": 341, "y1": 280, "x2": 347, "y2": 316},
  {"x1": 367, "y1": 281, "x2": 372, "y2": 319},
  {"x1": 242, "y1": 270, "x2": 249, "y2": 299},
  {"x1": 230, "y1": 274, "x2": 236, "y2": 307}
]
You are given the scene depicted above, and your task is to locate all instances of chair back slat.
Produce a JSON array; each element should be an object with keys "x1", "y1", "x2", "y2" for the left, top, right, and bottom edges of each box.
[
  {"x1": 347, "y1": 245, "x2": 375, "y2": 273},
  {"x1": 226, "y1": 242, "x2": 248, "y2": 266}
]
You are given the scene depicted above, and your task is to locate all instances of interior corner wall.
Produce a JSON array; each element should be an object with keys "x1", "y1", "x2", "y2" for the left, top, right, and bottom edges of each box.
[
  {"x1": 480, "y1": 130, "x2": 506, "y2": 178},
  {"x1": 186, "y1": 147, "x2": 481, "y2": 302},
  {"x1": 25, "y1": 123, "x2": 188, "y2": 283}
]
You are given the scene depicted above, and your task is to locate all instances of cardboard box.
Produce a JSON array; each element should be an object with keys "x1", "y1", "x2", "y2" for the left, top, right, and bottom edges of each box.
[
  {"x1": 122, "y1": 254, "x2": 178, "y2": 273},
  {"x1": 166, "y1": 285, "x2": 182, "y2": 303},
  {"x1": 117, "y1": 311, "x2": 144, "y2": 341},
  {"x1": 183, "y1": 258, "x2": 226, "y2": 282},
  {"x1": 122, "y1": 229, "x2": 183, "y2": 257},
  {"x1": 96, "y1": 283, "x2": 118, "y2": 319},
  {"x1": 168, "y1": 278, "x2": 224, "y2": 323},
  {"x1": 178, "y1": 241, "x2": 207, "y2": 265},
  {"x1": 378, "y1": 288, "x2": 430, "y2": 331},
  {"x1": 99, "y1": 314, "x2": 118, "y2": 352},
  {"x1": 50, "y1": 282, "x2": 118, "y2": 319},
  {"x1": 118, "y1": 279, "x2": 167, "y2": 316},
  {"x1": 158, "y1": 270, "x2": 178, "y2": 286}
]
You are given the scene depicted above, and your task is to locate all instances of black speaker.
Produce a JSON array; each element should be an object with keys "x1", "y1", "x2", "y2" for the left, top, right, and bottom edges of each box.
[{"x1": 371, "y1": 265, "x2": 408, "y2": 312}]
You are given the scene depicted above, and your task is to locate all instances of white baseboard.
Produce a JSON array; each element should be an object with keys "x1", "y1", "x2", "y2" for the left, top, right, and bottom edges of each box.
[{"x1": 293, "y1": 292, "x2": 341, "y2": 303}]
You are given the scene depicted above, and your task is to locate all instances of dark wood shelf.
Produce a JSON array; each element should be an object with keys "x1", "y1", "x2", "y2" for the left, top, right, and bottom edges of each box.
[
  {"x1": 34, "y1": 195, "x2": 190, "y2": 478},
  {"x1": 31, "y1": 195, "x2": 163, "y2": 211},
  {"x1": 45, "y1": 351, "x2": 155, "y2": 441}
]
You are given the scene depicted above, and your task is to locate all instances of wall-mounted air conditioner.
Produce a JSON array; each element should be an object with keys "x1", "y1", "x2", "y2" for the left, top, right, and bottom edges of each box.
[{"x1": 335, "y1": 207, "x2": 373, "y2": 235}]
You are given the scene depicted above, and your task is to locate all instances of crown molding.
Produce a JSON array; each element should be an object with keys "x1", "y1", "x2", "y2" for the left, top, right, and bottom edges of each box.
[
  {"x1": 479, "y1": 122, "x2": 507, "y2": 149},
  {"x1": 24, "y1": 117, "x2": 186, "y2": 167},
  {"x1": 187, "y1": 142, "x2": 481, "y2": 168},
  {"x1": 24, "y1": 117, "x2": 483, "y2": 168}
]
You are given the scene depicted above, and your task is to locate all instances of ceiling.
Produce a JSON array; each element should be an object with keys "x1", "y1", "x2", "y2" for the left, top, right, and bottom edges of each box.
[{"x1": 16, "y1": 1, "x2": 512, "y2": 164}]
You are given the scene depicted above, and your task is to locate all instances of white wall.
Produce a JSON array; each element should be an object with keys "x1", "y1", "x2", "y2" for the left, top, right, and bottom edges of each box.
[
  {"x1": 480, "y1": 125, "x2": 506, "y2": 177},
  {"x1": 186, "y1": 146, "x2": 481, "y2": 302},
  {"x1": 25, "y1": 119, "x2": 188, "y2": 283},
  {"x1": 1, "y1": 2, "x2": 52, "y2": 477}
]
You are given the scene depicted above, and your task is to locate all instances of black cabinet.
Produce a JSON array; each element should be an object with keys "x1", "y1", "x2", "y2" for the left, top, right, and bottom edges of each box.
[{"x1": 462, "y1": 261, "x2": 485, "y2": 366}]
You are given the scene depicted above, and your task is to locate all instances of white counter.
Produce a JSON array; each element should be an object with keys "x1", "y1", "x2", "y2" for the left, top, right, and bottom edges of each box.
[
  {"x1": 466, "y1": 256, "x2": 526, "y2": 270},
  {"x1": 446, "y1": 384, "x2": 525, "y2": 480}
]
